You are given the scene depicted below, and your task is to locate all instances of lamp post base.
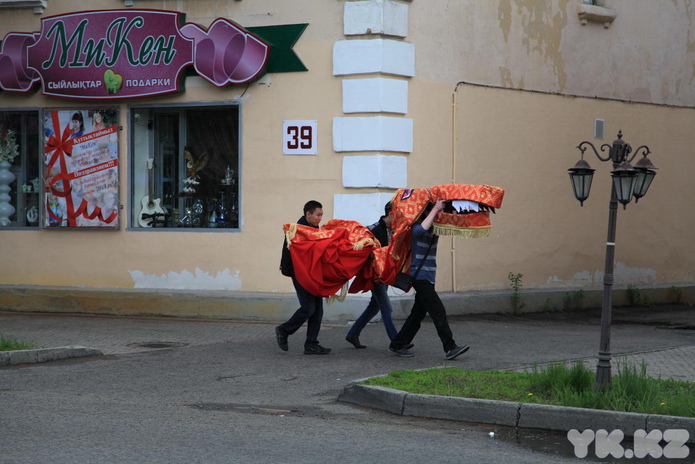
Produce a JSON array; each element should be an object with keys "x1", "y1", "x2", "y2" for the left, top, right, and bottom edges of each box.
[{"x1": 595, "y1": 352, "x2": 612, "y2": 390}]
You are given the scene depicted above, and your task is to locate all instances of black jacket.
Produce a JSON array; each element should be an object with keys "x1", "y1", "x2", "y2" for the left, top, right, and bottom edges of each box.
[
  {"x1": 368, "y1": 216, "x2": 390, "y2": 247},
  {"x1": 280, "y1": 215, "x2": 315, "y2": 277}
]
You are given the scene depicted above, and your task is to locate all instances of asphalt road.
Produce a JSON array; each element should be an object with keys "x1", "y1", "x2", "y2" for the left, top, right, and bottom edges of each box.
[{"x1": 1, "y1": 307, "x2": 694, "y2": 463}]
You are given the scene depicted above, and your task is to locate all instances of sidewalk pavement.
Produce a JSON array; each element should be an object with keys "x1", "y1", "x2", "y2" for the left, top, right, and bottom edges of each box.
[{"x1": 1, "y1": 305, "x2": 694, "y2": 440}]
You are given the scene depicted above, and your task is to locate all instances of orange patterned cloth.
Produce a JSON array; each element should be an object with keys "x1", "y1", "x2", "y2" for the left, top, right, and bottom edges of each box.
[
  {"x1": 430, "y1": 184, "x2": 504, "y2": 208},
  {"x1": 376, "y1": 184, "x2": 505, "y2": 287},
  {"x1": 283, "y1": 219, "x2": 379, "y2": 298},
  {"x1": 284, "y1": 184, "x2": 505, "y2": 297}
]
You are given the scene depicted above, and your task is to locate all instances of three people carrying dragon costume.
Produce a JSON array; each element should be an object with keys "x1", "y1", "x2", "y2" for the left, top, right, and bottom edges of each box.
[{"x1": 279, "y1": 184, "x2": 505, "y2": 357}]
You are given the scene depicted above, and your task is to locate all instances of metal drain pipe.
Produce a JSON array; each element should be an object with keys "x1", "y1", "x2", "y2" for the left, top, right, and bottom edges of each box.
[{"x1": 450, "y1": 82, "x2": 467, "y2": 292}]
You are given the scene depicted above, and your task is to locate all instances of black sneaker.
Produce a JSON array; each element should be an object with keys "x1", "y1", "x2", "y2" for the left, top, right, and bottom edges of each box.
[
  {"x1": 304, "y1": 344, "x2": 331, "y2": 355},
  {"x1": 275, "y1": 326, "x2": 288, "y2": 351},
  {"x1": 403, "y1": 343, "x2": 415, "y2": 350},
  {"x1": 346, "y1": 335, "x2": 366, "y2": 349},
  {"x1": 445, "y1": 345, "x2": 470, "y2": 360},
  {"x1": 389, "y1": 346, "x2": 414, "y2": 357}
]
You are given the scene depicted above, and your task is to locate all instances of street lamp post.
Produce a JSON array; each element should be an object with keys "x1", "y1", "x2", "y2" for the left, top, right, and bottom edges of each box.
[{"x1": 568, "y1": 130, "x2": 657, "y2": 390}]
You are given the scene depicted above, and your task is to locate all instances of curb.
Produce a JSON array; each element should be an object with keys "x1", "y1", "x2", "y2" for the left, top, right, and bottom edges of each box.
[
  {"x1": 0, "y1": 346, "x2": 103, "y2": 367},
  {"x1": 3, "y1": 284, "x2": 692, "y2": 323},
  {"x1": 338, "y1": 382, "x2": 695, "y2": 443}
]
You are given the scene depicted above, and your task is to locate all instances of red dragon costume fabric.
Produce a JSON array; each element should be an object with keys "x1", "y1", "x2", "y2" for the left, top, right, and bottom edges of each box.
[{"x1": 283, "y1": 184, "x2": 505, "y2": 298}]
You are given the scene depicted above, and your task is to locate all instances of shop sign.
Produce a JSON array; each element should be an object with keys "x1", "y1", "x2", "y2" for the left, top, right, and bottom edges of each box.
[{"x1": 0, "y1": 9, "x2": 271, "y2": 99}]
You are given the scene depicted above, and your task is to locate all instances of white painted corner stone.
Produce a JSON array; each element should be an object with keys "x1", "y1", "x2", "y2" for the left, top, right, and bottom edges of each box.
[
  {"x1": 344, "y1": 0, "x2": 409, "y2": 38},
  {"x1": 342, "y1": 154, "x2": 407, "y2": 188},
  {"x1": 343, "y1": 78, "x2": 408, "y2": 114},
  {"x1": 334, "y1": 192, "x2": 398, "y2": 225},
  {"x1": 333, "y1": 116, "x2": 413, "y2": 152},
  {"x1": 333, "y1": 39, "x2": 414, "y2": 77}
]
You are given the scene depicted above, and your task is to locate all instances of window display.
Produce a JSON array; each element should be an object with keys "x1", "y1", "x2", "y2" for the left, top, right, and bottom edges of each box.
[
  {"x1": 0, "y1": 111, "x2": 40, "y2": 228},
  {"x1": 130, "y1": 103, "x2": 239, "y2": 229}
]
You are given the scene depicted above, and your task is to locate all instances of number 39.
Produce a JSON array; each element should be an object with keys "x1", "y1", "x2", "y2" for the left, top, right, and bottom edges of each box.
[{"x1": 286, "y1": 125, "x2": 312, "y2": 150}]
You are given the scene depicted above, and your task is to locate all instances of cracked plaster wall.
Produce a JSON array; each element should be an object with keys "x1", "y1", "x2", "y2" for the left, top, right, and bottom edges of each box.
[
  {"x1": 409, "y1": 0, "x2": 695, "y2": 106},
  {"x1": 129, "y1": 268, "x2": 242, "y2": 291},
  {"x1": 558, "y1": 262, "x2": 657, "y2": 287}
]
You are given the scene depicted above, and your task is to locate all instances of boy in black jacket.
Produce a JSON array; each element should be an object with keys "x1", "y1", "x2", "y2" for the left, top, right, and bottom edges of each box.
[{"x1": 275, "y1": 200, "x2": 331, "y2": 355}]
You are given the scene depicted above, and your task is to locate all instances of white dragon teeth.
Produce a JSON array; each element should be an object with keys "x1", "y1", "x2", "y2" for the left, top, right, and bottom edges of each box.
[{"x1": 452, "y1": 200, "x2": 479, "y2": 213}]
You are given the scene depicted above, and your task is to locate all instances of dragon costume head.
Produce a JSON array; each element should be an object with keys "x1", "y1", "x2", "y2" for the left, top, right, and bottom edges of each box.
[{"x1": 373, "y1": 184, "x2": 505, "y2": 287}]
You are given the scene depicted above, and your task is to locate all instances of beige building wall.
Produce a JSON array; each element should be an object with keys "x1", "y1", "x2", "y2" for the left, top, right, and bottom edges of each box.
[
  {"x1": 410, "y1": 0, "x2": 695, "y2": 106},
  {"x1": 1, "y1": 0, "x2": 693, "y2": 315},
  {"x1": 451, "y1": 84, "x2": 694, "y2": 293}
]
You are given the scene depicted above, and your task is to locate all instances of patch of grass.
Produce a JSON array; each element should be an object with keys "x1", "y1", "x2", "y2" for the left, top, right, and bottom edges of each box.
[
  {"x1": 626, "y1": 284, "x2": 641, "y2": 306},
  {"x1": 362, "y1": 361, "x2": 695, "y2": 417},
  {"x1": 669, "y1": 286, "x2": 683, "y2": 304},
  {"x1": 365, "y1": 368, "x2": 530, "y2": 400},
  {"x1": 541, "y1": 298, "x2": 556, "y2": 313},
  {"x1": 0, "y1": 334, "x2": 39, "y2": 351},
  {"x1": 562, "y1": 289, "x2": 584, "y2": 311}
]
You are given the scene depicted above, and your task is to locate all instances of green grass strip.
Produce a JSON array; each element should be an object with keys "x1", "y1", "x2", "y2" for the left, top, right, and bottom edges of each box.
[
  {"x1": 361, "y1": 361, "x2": 695, "y2": 417},
  {"x1": 0, "y1": 334, "x2": 39, "y2": 351}
]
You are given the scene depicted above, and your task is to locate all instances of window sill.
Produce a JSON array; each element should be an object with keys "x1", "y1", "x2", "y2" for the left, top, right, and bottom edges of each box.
[
  {"x1": 0, "y1": 0, "x2": 46, "y2": 14},
  {"x1": 578, "y1": 4, "x2": 617, "y2": 28}
]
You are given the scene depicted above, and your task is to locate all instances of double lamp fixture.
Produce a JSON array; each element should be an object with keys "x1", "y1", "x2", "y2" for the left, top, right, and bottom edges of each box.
[{"x1": 568, "y1": 130, "x2": 657, "y2": 208}]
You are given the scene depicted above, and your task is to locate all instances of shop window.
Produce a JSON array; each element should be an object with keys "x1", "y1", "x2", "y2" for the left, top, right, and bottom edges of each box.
[
  {"x1": 0, "y1": 110, "x2": 40, "y2": 228},
  {"x1": 130, "y1": 103, "x2": 240, "y2": 229}
]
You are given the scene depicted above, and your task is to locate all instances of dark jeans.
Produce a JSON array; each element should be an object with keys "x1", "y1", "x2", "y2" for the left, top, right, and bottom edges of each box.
[
  {"x1": 347, "y1": 282, "x2": 398, "y2": 340},
  {"x1": 390, "y1": 280, "x2": 456, "y2": 352},
  {"x1": 278, "y1": 276, "x2": 324, "y2": 346}
]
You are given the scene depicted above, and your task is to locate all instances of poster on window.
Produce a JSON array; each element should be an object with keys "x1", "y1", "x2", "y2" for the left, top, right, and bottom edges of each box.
[{"x1": 43, "y1": 108, "x2": 119, "y2": 228}]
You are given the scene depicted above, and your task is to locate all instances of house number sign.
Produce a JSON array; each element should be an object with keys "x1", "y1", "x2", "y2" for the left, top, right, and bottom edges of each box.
[{"x1": 283, "y1": 120, "x2": 317, "y2": 155}]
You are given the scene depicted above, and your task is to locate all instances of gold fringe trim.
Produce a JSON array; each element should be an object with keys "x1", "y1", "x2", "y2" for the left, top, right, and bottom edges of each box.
[
  {"x1": 326, "y1": 282, "x2": 349, "y2": 304},
  {"x1": 353, "y1": 237, "x2": 376, "y2": 250},
  {"x1": 433, "y1": 224, "x2": 491, "y2": 239},
  {"x1": 284, "y1": 223, "x2": 298, "y2": 245}
]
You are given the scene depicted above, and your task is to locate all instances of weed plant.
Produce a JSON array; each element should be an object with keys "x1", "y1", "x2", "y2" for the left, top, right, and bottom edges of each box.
[
  {"x1": 508, "y1": 272, "x2": 524, "y2": 314},
  {"x1": 0, "y1": 334, "x2": 38, "y2": 351},
  {"x1": 362, "y1": 361, "x2": 695, "y2": 417}
]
